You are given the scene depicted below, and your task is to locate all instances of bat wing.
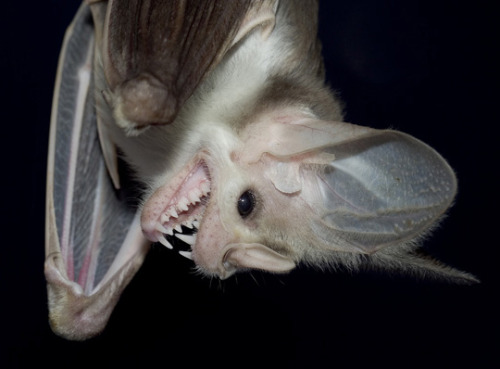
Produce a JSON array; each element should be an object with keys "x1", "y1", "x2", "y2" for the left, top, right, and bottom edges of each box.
[
  {"x1": 46, "y1": 1, "x2": 280, "y2": 340},
  {"x1": 45, "y1": 3, "x2": 149, "y2": 340},
  {"x1": 91, "y1": 0, "x2": 278, "y2": 186},
  {"x1": 97, "y1": 0, "x2": 278, "y2": 130}
]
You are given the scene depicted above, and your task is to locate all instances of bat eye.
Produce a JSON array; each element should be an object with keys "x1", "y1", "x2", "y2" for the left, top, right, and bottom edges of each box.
[{"x1": 237, "y1": 190, "x2": 256, "y2": 218}]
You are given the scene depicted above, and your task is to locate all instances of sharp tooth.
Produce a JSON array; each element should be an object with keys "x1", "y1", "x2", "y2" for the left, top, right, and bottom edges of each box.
[
  {"x1": 158, "y1": 235, "x2": 173, "y2": 249},
  {"x1": 175, "y1": 233, "x2": 196, "y2": 245},
  {"x1": 165, "y1": 227, "x2": 174, "y2": 236},
  {"x1": 183, "y1": 221, "x2": 194, "y2": 229},
  {"x1": 169, "y1": 207, "x2": 178, "y2": 218},
  {"x1": 193, "y1": 220, "x2": 200, "y2": 228},
  {"x1": 174, "y1": 224, "x2": 183, "y2": 232},
  {"x1": 178, "y1": 251, "x2": 193, "y2": 260},
  {"x1": 161, "y1": 213, "x2": 170, "y2": 223},
  {"x1": 178, "y1": 197, "x2": 189, "y2": 211},
  {"x1": 156, "y1": 223, "x2": 169, "y2": 233}
]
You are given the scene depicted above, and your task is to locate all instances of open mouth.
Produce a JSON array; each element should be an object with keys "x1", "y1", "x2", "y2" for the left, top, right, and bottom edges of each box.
[
  {"x1": 142, "y1": 158, "x2": 211, "y2": 260},
  {"x1": 154, "y1": 180, "x2": 210, "y2": 259}
]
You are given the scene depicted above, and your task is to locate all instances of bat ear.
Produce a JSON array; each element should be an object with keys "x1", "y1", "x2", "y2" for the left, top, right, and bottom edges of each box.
[
  {"x1": 241, "y1": 115, "x2": 376, "y2": 194},
  {"x1": 300, "y1": 127, "x2": 457, "y2": 254},
  {"x1": 244, "y1": 116, "x2": 457, "y2": 255}
]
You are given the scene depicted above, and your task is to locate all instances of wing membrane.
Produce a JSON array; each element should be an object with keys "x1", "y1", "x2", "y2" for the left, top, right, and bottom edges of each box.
[{"x1": 45, "y1": 3, "x2": 149, "y2": 340}]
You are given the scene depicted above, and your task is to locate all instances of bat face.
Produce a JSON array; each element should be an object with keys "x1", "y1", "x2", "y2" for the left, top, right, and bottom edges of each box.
[
  {"x1": 139, "y1": 104, "x2": 459, "y2": 280},
  {"x1": 140, "y1": 121, "x2": 299, "y2": 279},
  {"x1": 45, "y1": 0, "x2": 475, "y2": 340}
]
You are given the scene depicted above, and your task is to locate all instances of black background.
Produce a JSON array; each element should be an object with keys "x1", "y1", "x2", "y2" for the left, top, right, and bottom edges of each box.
[{"x1": 2, "y1": 1, "x2": 497, "y2": 368}]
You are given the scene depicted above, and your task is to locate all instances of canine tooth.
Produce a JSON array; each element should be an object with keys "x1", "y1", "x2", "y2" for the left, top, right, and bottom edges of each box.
[
  {"x1": 165, "y1": 227, "x2": 174, "y2": 236},
  {"x1": 176, "y1": 233, "x2": 196, "y2": 245},
  {"x1": 158, "y1": 235, "x2": 173, "y2": 249},
  {"x1": 178, "y1": 251, "x2": 193, "y2": 260},
  {"x1": 174, "y1": 224, "x2": 183, "y2": 232},
  {"x1": 156, "y1": 223, "x2": 169, "y2": 233}
]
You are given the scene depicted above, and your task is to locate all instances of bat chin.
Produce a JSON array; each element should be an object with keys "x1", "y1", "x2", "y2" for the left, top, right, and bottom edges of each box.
[{"x1": 140, "y1": 155, "x2": 212, "y2": 261}]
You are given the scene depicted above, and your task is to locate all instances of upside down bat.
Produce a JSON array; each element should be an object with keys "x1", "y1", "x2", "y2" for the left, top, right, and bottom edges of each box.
[{"x1": 45, "y1": 0, "x2": 476, "y2": 340}]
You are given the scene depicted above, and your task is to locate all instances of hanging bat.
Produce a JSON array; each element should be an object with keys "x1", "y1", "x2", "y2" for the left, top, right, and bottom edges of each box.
[{"x1": 45, "y1": 0, "x2": 476, "y2": 341}]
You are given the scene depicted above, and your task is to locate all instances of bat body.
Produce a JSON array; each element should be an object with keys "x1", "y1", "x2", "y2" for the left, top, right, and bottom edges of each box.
[{"x1": 45, "y1": 0, "x2": 475, "y2": 340}]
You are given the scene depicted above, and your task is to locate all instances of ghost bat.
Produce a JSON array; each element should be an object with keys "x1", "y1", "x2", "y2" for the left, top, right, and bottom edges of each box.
[{"x1": 45, "y1": 0, "x2": 476, "y2": 340}]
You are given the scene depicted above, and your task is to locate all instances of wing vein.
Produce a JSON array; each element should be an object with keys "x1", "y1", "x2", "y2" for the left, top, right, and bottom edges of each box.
[{"x1": 60, "y1": 39, "x2": 94, "y2": 281}]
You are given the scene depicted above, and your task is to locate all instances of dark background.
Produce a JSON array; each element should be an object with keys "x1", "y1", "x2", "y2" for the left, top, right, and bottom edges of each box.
[{"x1": 2, "y1": 1, "x2": 497, "y2": 368}]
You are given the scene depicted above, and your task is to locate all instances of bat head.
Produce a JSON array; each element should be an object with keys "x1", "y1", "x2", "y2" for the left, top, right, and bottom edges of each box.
[{"x1": 141, "y1": 108, "x2": 459, "y2": 279}]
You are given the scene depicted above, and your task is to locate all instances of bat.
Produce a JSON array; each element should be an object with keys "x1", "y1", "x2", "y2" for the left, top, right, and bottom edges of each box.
[{"x1": 45, "y1": 0, "x2": 476, "y2": 340}]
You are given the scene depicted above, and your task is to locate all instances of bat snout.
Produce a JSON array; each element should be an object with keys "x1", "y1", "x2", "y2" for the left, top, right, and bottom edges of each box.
[
  {"x1": 189, "y1": 207, "x2": 236, "y2": 279},
  {"x1": 192, "y1": 229, "x2": 296, "y2": 279}
]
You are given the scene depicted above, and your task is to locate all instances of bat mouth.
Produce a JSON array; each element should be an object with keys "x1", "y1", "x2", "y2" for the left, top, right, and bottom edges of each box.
[{"x1": 142, "y1": 158, "x2": 212, "y2": 260}]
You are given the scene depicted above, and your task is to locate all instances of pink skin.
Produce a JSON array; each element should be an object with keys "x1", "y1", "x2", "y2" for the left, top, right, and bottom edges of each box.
[
  {"x1": 140, "y1": 153, "x2": 240, "y2": 276},
  {"x1": 190, "y1": 199, "x2": 234, "y2": 276},
  {"x1": 141, "y1": 154, "x2": 210, "y2": 243}
]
